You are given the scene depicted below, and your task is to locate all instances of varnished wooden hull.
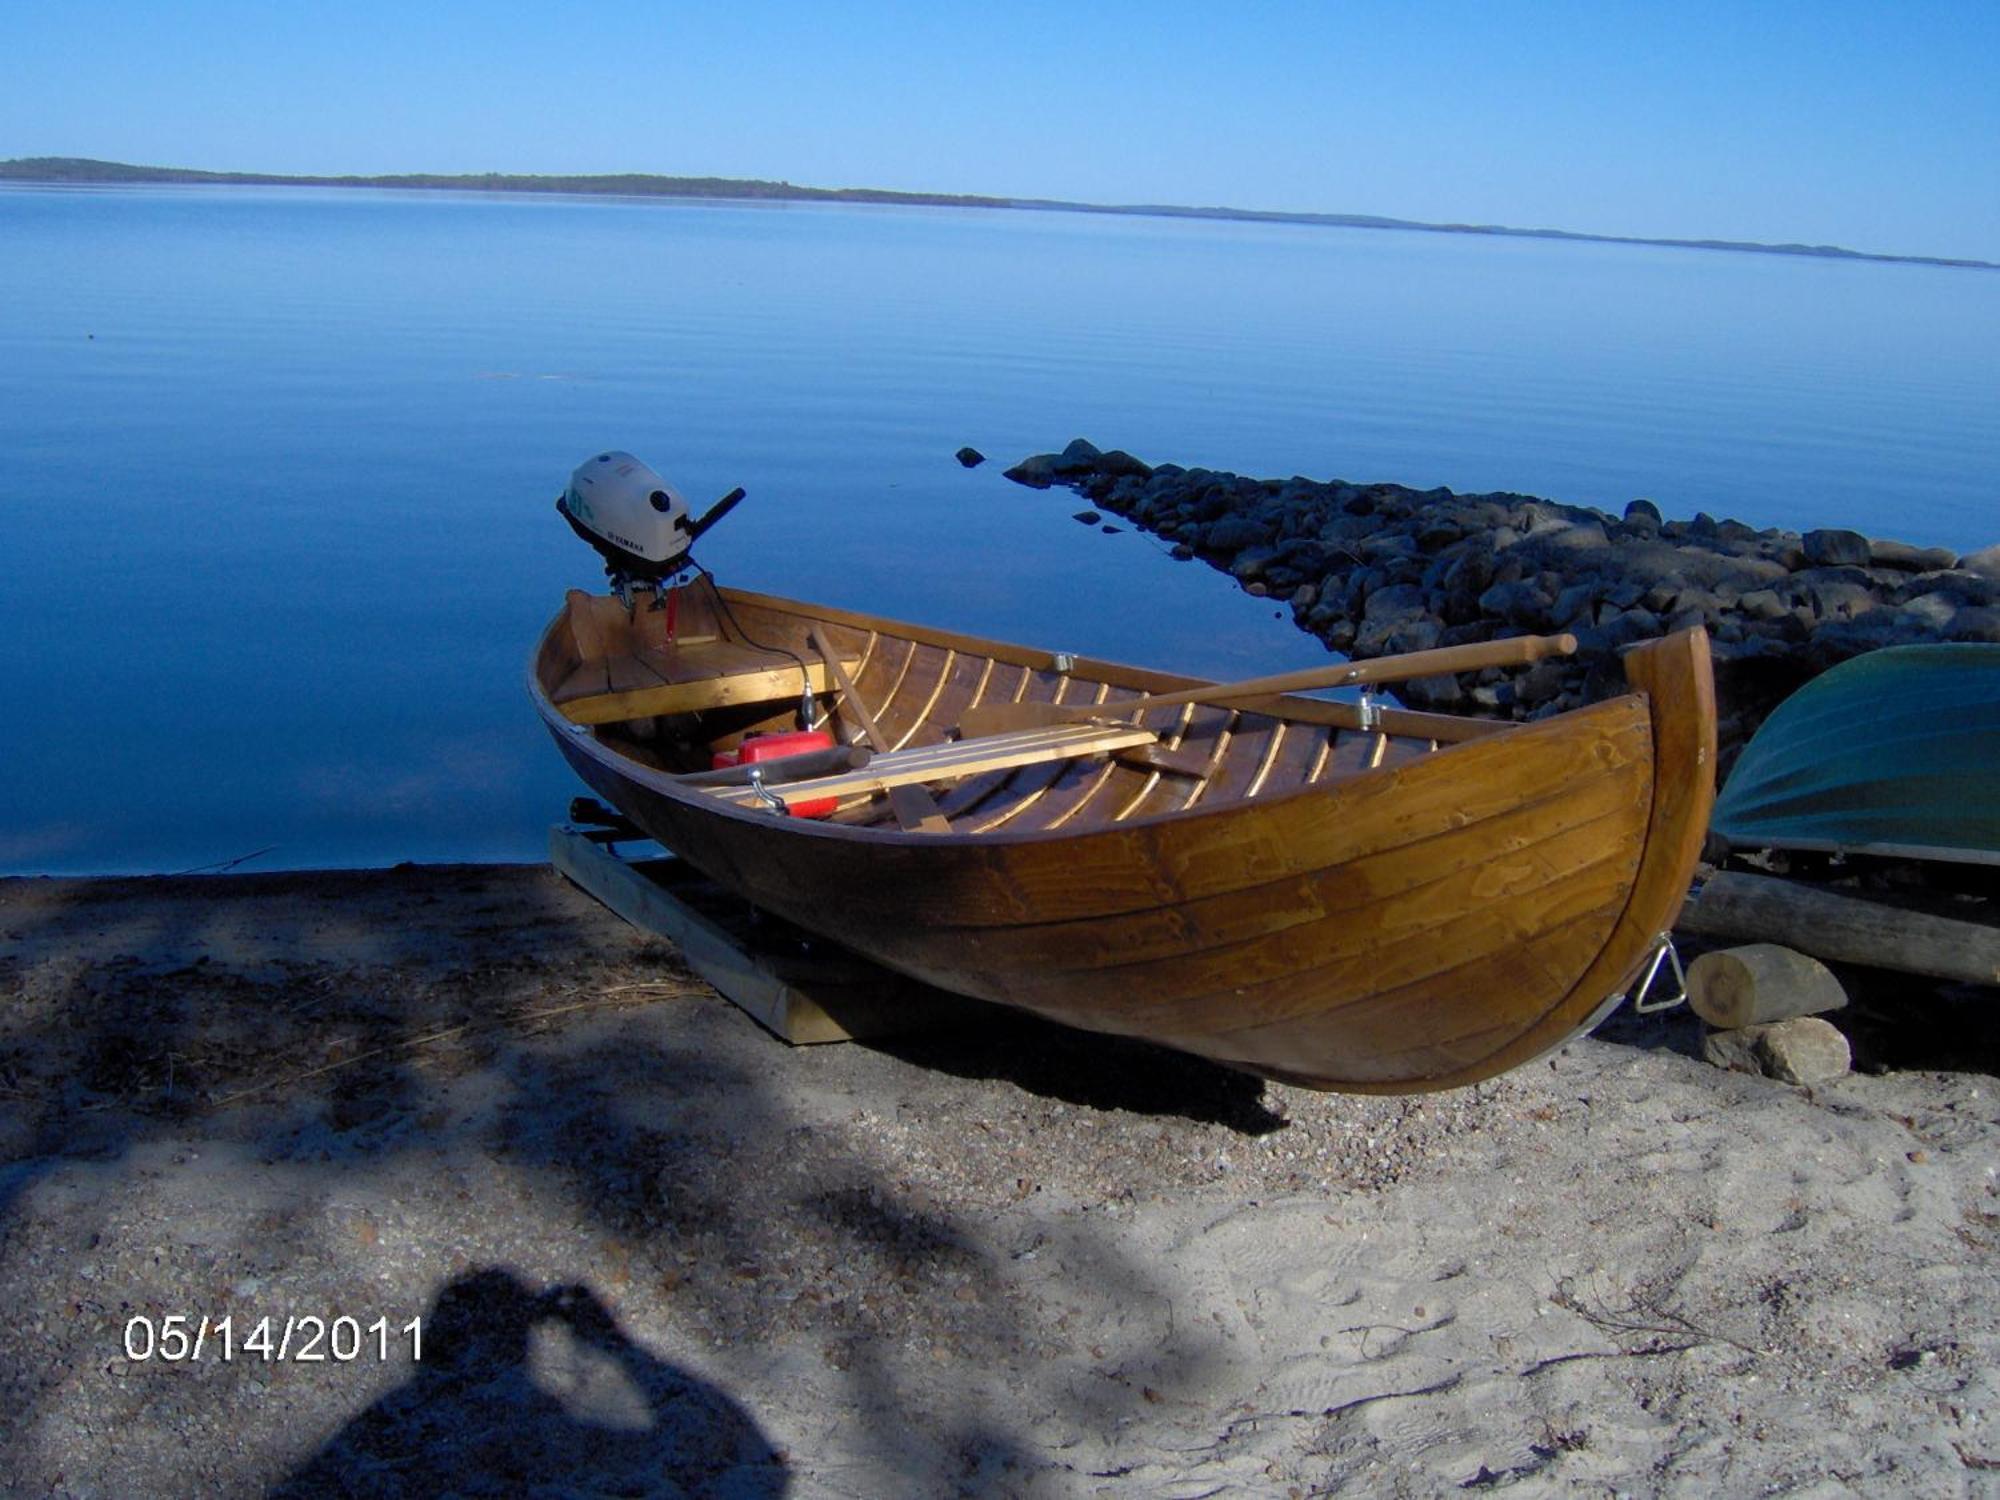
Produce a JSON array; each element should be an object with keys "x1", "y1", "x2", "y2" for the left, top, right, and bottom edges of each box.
[{"x1": 531, "y1": 585, "x2": 1715, "y2": 1093}]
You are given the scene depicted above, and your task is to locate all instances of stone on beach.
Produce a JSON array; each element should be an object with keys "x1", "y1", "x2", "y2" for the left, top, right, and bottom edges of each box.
[{"x1": 1702, "y1": 1016, "x2": 1854, "y2": 1086}]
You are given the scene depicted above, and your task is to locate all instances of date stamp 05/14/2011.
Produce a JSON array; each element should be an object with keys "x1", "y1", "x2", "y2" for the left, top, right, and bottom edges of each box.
[{"x1": 121, "y1": 1314, "x2": 423, "y2": 1364}]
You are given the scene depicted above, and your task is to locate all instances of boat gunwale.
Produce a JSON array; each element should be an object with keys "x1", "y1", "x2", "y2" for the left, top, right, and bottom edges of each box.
[{"x1": 528, "y1": 588, "x2": 1658, "y2": 851}]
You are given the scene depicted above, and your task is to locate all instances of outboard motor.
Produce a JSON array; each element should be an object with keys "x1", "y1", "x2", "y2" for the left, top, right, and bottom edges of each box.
[{"x1": 556, "y1": 451, "x2": 745, "y2": 595}]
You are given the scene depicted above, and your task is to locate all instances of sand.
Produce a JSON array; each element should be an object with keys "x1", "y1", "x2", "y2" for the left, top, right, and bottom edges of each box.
[{"x1": 2, "y1": 864, "x2": 1996, "y2": 1496}]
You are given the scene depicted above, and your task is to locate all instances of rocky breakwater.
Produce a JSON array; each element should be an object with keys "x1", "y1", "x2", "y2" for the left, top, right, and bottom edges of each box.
[{"x1": 1006, "y1": 439, "x2": 2000, "y2": 766}]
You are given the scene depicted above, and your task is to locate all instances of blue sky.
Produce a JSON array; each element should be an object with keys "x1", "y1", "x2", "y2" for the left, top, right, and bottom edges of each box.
[{"x1": 6, "y1": 1, "x2": 1997, "y2": 259}]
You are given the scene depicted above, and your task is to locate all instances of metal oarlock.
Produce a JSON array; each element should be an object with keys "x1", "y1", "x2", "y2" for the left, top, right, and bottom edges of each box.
[
  {"x1": 1627, "y1": 933, "x2": 1688, "y2": 1014},
  {"x1": 747, "y1": 766, "x2": 789, "y2": 816},
  {"x1": 1357, "y1": 690, "x2": 1382, "y2": 732}
]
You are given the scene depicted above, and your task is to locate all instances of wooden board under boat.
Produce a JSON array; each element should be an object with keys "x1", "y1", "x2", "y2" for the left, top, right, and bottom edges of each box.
[{"x1": 530, "y1": 580, "x2": 1716, "y2": 1094}]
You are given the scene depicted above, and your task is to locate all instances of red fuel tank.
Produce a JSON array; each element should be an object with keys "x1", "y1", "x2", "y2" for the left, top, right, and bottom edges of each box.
[{"x1": 711, "y1": 730, "x2": 839, "y2": 818}]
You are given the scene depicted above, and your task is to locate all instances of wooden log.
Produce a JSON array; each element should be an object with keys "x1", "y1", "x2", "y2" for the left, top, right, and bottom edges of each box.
[
  {"x1": 1679, "y1": 872, "x2": 2000, "y2": 987},
  {"x1": 1686, "y1": 943, "x2": 1849, "y2": 1029}
]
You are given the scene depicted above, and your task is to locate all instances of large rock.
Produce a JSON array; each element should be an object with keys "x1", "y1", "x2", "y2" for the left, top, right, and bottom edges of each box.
[
  {"x1": 1759, "y1": 1017, "x2": 1854, "y2": 1084},
  {"x1": 1949, "y1": 606, "x2": 2000, "y2": 643},
  {"x1": 1868, "y1": 538, "x2": 1957, "y2": 572},
  {"x1": 1362, "y1": 582, "x2": 1433, "y2": 626},
  {"x1": 1803, "y1": 528, "x2": 1872, "y2": 568},
  {"x1": 1962, "y1": 544, "x2": 2000, "y2": 582},
  {"x1": 1477, "y1": 579, "x2": 1553, "y2": 629},
  {"x1": 1004, "y1": 453, "x2": 1058, "y2": 488},
  {"x1": 1229, "y1": 545, "x2": 1281, "y2": 582},
  {"x1": 1525, "y1": 518, "x2": 1611, "y2": 556},
  {"x1": 1898, "y1": 591, "x2": 1959, "y2": 632},
  {"x1": 1801, "y1": 572, "x2": 1880, "y2": 622},
  {"x1": 1051, "y1": 437, "x2": 1103, "y2": 475},
  {"x1": 1203, "y1": 515, "x2": 1275, "y2": 553},
  {"x1": 1399, "y1": 673, "x2": 1466, "y2": 710},
  {"x1": 1097, "y1": 448, "x2": 1153, "y2": 478},
  {"x1": 1737, "y1": 588, "x2": 1789, "y2": 621},
  {"x1": 1702, "y1": 1016, "x2": 1852, "y2": 1084}
]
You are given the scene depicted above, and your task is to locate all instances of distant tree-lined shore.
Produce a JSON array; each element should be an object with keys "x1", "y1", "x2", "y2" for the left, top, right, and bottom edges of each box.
[{"x1": 4, "y1": 156, "x2": 1991, "y2": 271}]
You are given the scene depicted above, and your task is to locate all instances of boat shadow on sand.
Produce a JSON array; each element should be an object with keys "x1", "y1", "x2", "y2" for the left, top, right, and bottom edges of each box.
[{"x1": 862, "y1": 1007, "x2": 1290, "y2": 1134}]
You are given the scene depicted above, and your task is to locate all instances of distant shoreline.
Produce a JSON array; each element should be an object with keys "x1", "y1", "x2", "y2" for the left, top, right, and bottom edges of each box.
[{"x1": 5, "y1": 155, "x2": 1994, "y2": 272}]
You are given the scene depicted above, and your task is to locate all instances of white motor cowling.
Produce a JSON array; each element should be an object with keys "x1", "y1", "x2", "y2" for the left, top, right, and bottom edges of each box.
[{"x1": 556, "y1": 451, "x2": 744, "y2": 587}]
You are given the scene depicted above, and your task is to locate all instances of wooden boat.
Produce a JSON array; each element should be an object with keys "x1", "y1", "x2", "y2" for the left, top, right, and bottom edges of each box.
[
  {"x1": 1711, "y1": 643, "x2": 2000, "y2": 868},
  {"x1": 530, "y1": 578, "x2": 1716, "y2": 1093}
]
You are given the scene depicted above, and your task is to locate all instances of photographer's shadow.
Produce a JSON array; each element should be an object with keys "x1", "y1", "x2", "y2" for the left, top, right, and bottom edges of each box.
[{"x1": 276, "y1": 1267, "x2": 787, "y2": 1497}]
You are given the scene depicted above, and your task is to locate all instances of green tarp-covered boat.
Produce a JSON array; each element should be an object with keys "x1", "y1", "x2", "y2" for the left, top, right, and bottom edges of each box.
[{"x1": 1712, "y1": 644, "x2": 2000, "y2": 867}]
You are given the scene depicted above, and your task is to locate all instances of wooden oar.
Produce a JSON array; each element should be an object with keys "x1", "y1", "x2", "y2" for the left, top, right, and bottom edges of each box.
[
  {"x1": 807, "y1": 625, "x2": 954, "y2": 833},
  {"x1": 955, "y1": 632, "x2": 1578, "y2": 739}
]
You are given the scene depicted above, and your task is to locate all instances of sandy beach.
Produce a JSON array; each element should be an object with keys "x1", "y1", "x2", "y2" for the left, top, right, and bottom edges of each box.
[{"x1": 3, "y1": 863, "x2": 1997, "y2": 1496}]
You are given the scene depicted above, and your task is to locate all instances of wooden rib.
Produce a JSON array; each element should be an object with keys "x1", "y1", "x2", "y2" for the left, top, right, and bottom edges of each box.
[
  {"x1": 1009, "y1": 681, "x2": 1160, "y2": 831},
  {"x1": 1112, "y1": 768, "x2": 1163, "y2": 821},
  {"x1": 1110, "y1": 702, "x2": 1198, "y2": 821},
  {"x1": 1024, "y1": 753, "x2": 1125, "y2": 832},
  {"x1": 1127, "y1": 704, "x2": 1230, "y2": 818},
  {"x1": 890, "y1": 652, "x2": 994, "y2": 768},
  {"x1": 888, "y1": 647, "x2": 956, "y2": 750},
  {"x1": 1177, "y1": 712, "x2": 1239, "y2": 811},
  {"x1": 1303, "y1": 731, "x2": 1334, "y2": 784},
  {"x1": 1257, "y1": 717, "x2": 1337, "y2": 798},
  {"x1": 1318, "y1": 727, "x2": 1380, "y2": 781},
  {"x1": 873, "y1": 641, "x2": 939, "y2": 749},
  {"x1": 904, "y1": 650, "x2": 992, "y2": 754},
  {"x1": 1245, "y1": 722, "x2": 1289, "y2": 799},
  {"x1": 968, "y1": 678, "x2": 1106, "y2": 832},
  {"x1": 861, "y1": 637, "x2": 920, "y2": 740},
  {"x1": 807, "y1": 627, "x2": 880, "y2": 736},
  {"x1": 1367, "y1": 731, "x2": 1391, "y2": 769},
  {"x1": 1189, "y1": 712, "x2": 1275, "y2": 810},
  {"x1": 935, "y1": 664, "x2": 1042, "y2": 818},
  {"x1": 956, "y1": 680, "x2": 1088, "y2": 840}
]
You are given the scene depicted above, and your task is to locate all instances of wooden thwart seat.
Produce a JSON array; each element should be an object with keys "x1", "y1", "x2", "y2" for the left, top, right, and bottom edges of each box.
[
  {"x1": 704, "y1": 722, "x2": 1159, "y2": 811},
  {"x1": 552, "y1": 643, "x2": 858, "y2": 726}
]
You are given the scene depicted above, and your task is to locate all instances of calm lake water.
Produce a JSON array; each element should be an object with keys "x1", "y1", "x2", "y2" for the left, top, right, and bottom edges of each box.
[{"x1": 3, "y1": 185, "x2": 1996, "y2": 875}]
